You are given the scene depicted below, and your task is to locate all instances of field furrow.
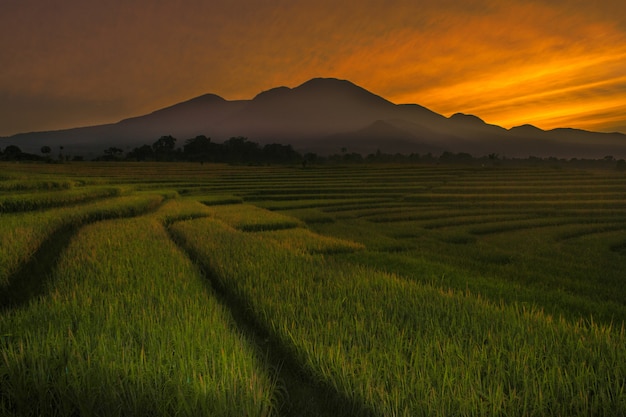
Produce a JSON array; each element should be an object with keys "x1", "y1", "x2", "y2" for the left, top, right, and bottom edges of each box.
[
  {"x1": 1, "y1": 161, "x2": 625, "y2": 416},
  {"x1": 0, "y1": 207, "x2": 276, "y2": 416},
  {"x1": 170, "y1": 216, "x2": 626, "y2": 416},
  {"x1": 0, "y1": 186, "x2": 126, "y2": 213},
  {"x1": 0, "y1": 194, "x2": 164, "y2": 288}
]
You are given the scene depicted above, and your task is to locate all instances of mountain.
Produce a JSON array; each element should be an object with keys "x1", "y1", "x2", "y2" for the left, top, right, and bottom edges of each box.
[
  {"x1": 2, "y1": 77, "x2": 625, "y2": 158},
  {"x1": 311, "y1": 120, "x2": 444, "y2": 155},
  {"x1": 214, "y1": 77, "x2": 399, "y2": 141}
]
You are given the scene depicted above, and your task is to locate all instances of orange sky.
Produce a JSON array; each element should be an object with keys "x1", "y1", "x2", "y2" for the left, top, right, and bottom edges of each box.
[{"x1": 1, "y1": 0, "x2": 625, "y2": 136}]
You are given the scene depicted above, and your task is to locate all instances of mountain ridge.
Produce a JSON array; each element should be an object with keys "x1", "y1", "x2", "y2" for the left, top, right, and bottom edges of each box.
[{"x1": 1, "y1": 77, "x2": 625, "y2": 158}]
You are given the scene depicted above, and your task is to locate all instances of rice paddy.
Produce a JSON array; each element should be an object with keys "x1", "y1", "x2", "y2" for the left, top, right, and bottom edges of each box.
[{"x1": 1, "y1": 161, "x2": 625, "y2": 416}]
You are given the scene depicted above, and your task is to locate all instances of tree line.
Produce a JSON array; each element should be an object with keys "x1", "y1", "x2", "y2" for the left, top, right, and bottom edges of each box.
[
  {"x1": 1, "y1": 135, "x2": 626, "y2": 170},
  {"x1": 104, "y1": 135, "x2": 303, "y2": 164}
]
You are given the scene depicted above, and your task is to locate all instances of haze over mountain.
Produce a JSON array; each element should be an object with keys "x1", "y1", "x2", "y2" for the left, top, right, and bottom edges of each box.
[{"x1": 2, "y1": 78, "x2": 626, "y2": 159}]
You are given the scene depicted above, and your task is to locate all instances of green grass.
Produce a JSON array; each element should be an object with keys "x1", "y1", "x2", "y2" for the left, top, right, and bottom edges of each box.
[
  {"x1": 197, "y1": 194, "x2": 244, "y2": 206},
  {"x1": 0, "y1": 194, "x2": 164, "y2": 287},
  {"x1": 0, "y1": 205, "x2": 276, "y2": 416},
  {"x1": 1, "y1": 161, "x2": 625, "y2": 416},
  {"x1": 257, "y1": 227, "x2": 365, "y2": 255},
  {"x1": 201, "y1": 203, "x2": 303, "y2": 231},
  {"x1": 279, "y1": 208, "x2": 336, "y2": 224},
  {"x1": 0, "y1": 186, "x2": 125, "y2": 213},
  {"x1": 0, "y1": 178, "x2": 76, "y2": 192},
  {"x1": 254, "y1": 197, "x2": 392, "y2": 211},
  {"x1": 171, "y1": 216, "x2": 626, "y2": 416}
]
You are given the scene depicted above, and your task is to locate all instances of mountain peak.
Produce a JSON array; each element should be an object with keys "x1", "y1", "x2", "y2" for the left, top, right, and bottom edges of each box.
[
  {"x1": 449, "y1": 113, "x2": 486, "y2": 124},
  {"x1": 253, "y1": 86, "x2": 291, "y2": 101},
  {"x1": 296, "y1": 77, "x2": 373, "y2": 94},
  {"x1": 187, "y1": 93, "x2": 226, "y2": 103},
  {"x1": 161, "y1": 93, "x2": 227, "y2": 109},
  {"x1": 297, "y1": 77, "x2": 357, "y2": 89},
  {"x1": 144, "y1": 93, "x2": 226, "y2": 115},
  {"x1": 510, "y1": 124, "x2": 544, "y2": 133},
  {"x1": 293, "y1": 77, "x2": 393, "y2": 107}
]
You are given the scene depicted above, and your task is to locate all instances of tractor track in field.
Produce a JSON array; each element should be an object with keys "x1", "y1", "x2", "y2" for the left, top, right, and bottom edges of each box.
[
  {"x1": 0, "y1": 197, "x2": 166, "y2": 312},
  {"x1": 0, "y1": 225, "x2": 77, "y2": 311},
  {"x1": 167, "y1": 224, "x2": 378, "y2": 417}
]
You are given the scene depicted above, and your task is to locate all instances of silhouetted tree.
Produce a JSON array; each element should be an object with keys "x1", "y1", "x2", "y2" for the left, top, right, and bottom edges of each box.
[
  {"x1": 2, "y1": 145, "x2": 22, "y2": 160},
  {"x1": 152, "y1": 135, "x2": 177, "y2": 161},
  {"x1": 102, "y1": 147, "x2": 124, "y2": 160},
  {"x1": 439, "y1": 151, "x2": 455, "y2": 162},
  {"x1": 343, "y1": 152, "x2": 363, "y2": 163},
  {"x1": 456, "y1": 152, "x2": 473, "y2": 161},
  {"x1": 223, "y1": 137, "x2": 260, "y2": 163},
  {"x1": 440, "y1": 151, "x2": 473, "y2": 164},
  {"x1": 303, "y1": 153, "x2": 318, "y2": 165},
  {"x1": 408, "y1": 153, "x2": 421, "y2": 163},
  {"x1": 127, "y1": 145, "x2": 154, "y2": 161},
  {"x1": 366, "y1": 149, "x2": 395, "y2": 163},
  {"x1": 40, "y1": 146, "x2": 51, "y2": 156},
  {"x1": 184, "y1": 135, "x2": 216, "y2": 162},
  {"x1": 262, "y1": 143, "x2": 301, "y2": 164}
]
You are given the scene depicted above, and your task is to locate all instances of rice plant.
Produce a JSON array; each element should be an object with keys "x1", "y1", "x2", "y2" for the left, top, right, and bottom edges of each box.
[
  {"x1": 258, "y1": 227, "x2": 364, "y2": 255},
  {"x1": 0, "y1": 194, "x2": 163, "y2": 287},
  {"x1": 0, "y1": 186, "x2": 124, "y2": 213},
  {"x1": 2, "y1": 161, "x2": 625, "y2": 416},
  {"x1": 170, "y1": 216, "x2": 626, "y2": 416},
  {"x1": 0, "y1": 210, "x2": 276, "y2": 416},
  {"x1": 201, "y1": 203, "x2": 303, "y2": 231}
]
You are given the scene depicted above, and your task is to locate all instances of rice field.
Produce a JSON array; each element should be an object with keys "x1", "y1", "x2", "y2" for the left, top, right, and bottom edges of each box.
[{"x1": 1, "y1": 161, "x2": 625, "y2": 416}]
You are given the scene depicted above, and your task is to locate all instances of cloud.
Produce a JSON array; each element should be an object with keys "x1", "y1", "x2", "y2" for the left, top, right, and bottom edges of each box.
[
  {"x1": 346, "y1": 1, "x2": 626, "y2": 132},
  {"x1": 1, "y1": 0, "x2": 625, "y2": 136}
]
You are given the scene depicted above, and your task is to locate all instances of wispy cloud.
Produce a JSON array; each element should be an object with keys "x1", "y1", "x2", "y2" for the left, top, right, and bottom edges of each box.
[{"x1": 0, "y1": 0, "x2": 625, "y2": 136}]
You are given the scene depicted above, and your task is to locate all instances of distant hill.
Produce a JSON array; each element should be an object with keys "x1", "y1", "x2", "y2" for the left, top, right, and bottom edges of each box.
[{"x1": 2, "y1": 77, "x2": 625, "y2": 158}]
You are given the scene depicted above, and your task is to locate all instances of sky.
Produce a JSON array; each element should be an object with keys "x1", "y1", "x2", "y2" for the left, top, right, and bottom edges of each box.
[{"x1": 1, "y1": 0, "x2": 626, "y2": 137}]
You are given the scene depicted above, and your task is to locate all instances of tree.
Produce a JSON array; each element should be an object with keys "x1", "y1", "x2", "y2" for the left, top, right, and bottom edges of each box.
[
  {"x1": 223, "y1": 137, "x2": 260, "y2": 163},
  {"x1": 303, "y1": 152, "x2": 318, "y2": 165},
  {"x1": 102, "y1": 147, "x2": 124, "y2": 160},
  {"x1": 40, "y1": 146, "x2": 52, "y2": 156},
  {"x1": 152, "y1": 135, "x2": 177, "y2": 161},
  {"x1": 127, "y1": 144, "x2": 154, "y2": 161},
  {"x1": 440, "y1": 151, "x2": 473, "y2": 164},
  {"x1": 262, "y1": 143, "x2": 301, "y2": 164},
  {"x1": 3, "y1": 145, "x2": 22, "y2": 160},
  {"x1": 343, "y1": 152, "x2": 363, "y2": 163},
  {"x1": 183, "y1": 135, "x2": 215, "y2": 162}
]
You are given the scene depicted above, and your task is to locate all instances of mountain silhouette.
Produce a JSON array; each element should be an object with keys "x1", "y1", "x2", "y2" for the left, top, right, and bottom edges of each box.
[
  {"x1": 216, "y1": 78, "x2": 398, "y2": 141},
  {"x1": 2, "y1": 77, "x2": 625, "y2": 158}
]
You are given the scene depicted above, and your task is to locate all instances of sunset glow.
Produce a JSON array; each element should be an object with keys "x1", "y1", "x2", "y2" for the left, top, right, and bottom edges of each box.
[{"x1": 1, "y1": 0, "x2": 625, "y2": 136}]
